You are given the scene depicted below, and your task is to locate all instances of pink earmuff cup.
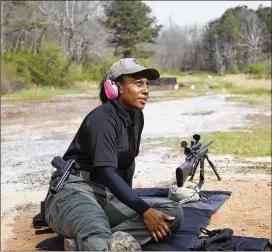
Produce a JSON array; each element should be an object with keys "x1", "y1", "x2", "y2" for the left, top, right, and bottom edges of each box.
[{"x1": 104, "y1": 79, "x2": 118, "y2": 100}]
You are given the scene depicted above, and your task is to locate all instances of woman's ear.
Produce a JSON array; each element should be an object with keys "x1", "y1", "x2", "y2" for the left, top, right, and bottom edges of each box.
[{"x1": 116, "y1": 82, "x2": 123, "y2": 94}]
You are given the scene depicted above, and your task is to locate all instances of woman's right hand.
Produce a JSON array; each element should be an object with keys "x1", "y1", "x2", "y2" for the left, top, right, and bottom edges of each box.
[{"x1": 143, "y1": 208, "x2": 175, "y2": 242}]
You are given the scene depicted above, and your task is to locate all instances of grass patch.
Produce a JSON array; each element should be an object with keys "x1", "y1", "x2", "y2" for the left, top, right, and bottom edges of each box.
[
  {"x1": 161, "y1": 72, "x2": 271, "y2": 92},
  {"x1": 146, "y1": 114, "x2": 271, "y2": 157},
  {"x1": 222, "y1": 74, "x2": 271, "y2": 89},
  {"x1": 159, "y1": 72, "x2": 271, "y2": 103},
  {"x1": 1, "y1": 85, "x2": 98, "y2": 103},
  {"x1": 145, "y1": 127, "x2": 271, "y2": 157},
  {"x1": 159, "y1": 85, "x2": 226, "y2": 101},
  {"x1": 226, "y1": 94, "x2": 271, "y2": 104},
  {"x1": 161, "y1": 72, "x2": 227, "y2": 87},
  {"x1": 168, "y1": 88, "x2": 208, "y2": 97},
  {"x1": 200, "y1": 127, "x2": 271, "y2": 157},
  {"x1": 149, "y1": 87, "x2": 212, "y2": 102},
  {"x1": 228, "y1": 88, "x2": 271, "y2": 95},
  {"x1": 159, "y1": 73, "x2": 235, "y2": 97},
  {"x1": 151, "y1": 97, "x2": 177, "y2": 102}
]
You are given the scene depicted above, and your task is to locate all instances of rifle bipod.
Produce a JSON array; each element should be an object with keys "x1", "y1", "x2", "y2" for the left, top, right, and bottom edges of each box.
[{"x1": 189, "y1": 154, "x2": 221, "y2": 189}]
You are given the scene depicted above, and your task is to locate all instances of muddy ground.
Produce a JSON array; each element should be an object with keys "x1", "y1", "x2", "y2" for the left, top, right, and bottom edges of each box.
[{"x1": 1, "y1": 89, "x2": 271, "y2": 250}]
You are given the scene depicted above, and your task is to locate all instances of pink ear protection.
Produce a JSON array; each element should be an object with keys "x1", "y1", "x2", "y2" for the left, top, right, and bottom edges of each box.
[{"x1": 104, "y1": 79, "x2": 119, "y2": 100}]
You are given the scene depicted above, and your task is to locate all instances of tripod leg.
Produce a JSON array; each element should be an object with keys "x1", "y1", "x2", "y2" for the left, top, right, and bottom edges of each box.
[
  {"x1": 189, "y1": 159, "x2": 200, "y2": 181},
  {"x1": 205, "y1": 155, "x2": 221, "y2": 181}
]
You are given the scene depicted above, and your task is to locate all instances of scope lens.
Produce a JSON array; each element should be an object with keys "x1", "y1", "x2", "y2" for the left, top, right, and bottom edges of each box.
[
  {"x1": 193, "y1": 134, "x2": 201, "y2": 141},
  {"x1": 181, "y1": 141, "x2": 187, "y2": 148}
]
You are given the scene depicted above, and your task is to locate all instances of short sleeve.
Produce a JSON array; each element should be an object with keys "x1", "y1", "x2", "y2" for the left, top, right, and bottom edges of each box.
[{"x1": 87, "y1": 118, "x2": 118, "y2": 168}]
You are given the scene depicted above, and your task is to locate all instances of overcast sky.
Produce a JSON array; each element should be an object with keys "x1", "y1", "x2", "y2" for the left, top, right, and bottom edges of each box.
[{"x1": 143, "y1": 1, "x2": 271, "y2": 27}]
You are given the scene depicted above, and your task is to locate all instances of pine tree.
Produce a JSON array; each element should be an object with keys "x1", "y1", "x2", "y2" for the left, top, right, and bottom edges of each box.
[{"x1": 101, "y1": 0, "x2": 162, "y2": 58}]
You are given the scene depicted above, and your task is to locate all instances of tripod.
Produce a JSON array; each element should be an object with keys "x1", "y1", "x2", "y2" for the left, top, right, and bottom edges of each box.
[{"x1": 189, "y1": 154, "x2": 221, "y2": 189}]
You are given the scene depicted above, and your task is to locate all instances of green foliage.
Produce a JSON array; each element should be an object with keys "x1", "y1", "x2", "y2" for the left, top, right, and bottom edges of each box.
[
  {"x1": 101, "y1": 0, "x2": 162, "y2": 58},
  {"x1": 1, "y1": 62, "x2": 26, "y2": 94},
  {"x1": 2, "y1": 44, "x2": 158, "y2": 95},
  {"x1": 165, "y1": 69, "x2": 183, "y2": 75},
  {"x1": 63, "y1": 64, "x2": 85, "y2": 86},
  {"x1": 231, "y1": 65, "x2": 241, "y2": 74},
  {"x1": 2, "y1": 60, "x2": 25, "y2": 83},
  {"x1": 203, "y1": 5, "x2": 271, "y2": 73},
  {"x1": 134, "y1": 50, "x2": 154, "y2": 60},
  {"x1": 2, "y1": 45, "x2": 110, "y2": 91},
  {"x1": 220, "y1": 10, "x2": 242, "y2": 41},
  {"x1": 256, "y1": 5, "x2": 272, "y2": 33},
  {"x1": 82, "y1": 54, "x2": 151, "y2": 80},
  {"x1": 221, "y1": 81, "x2": 233, "y2": 89},
  {"x1": 244, "y1": 62, "x2": 271, "y2": 76},
  {"x1": 99, "y1": 55, "x2": 122, "y2": 77},
  {"x1": 20, "y1": 20, "x2": 48, "y2": 30},
  {"x1": 2, "y1": 46, "x2": 68, "y2": 88},
  {"x1": 136, "y1": 57, "x2": 150, "y2": 68},
  {"x1": 89, "y1": 65, "x2": 104, "y2": 81}
]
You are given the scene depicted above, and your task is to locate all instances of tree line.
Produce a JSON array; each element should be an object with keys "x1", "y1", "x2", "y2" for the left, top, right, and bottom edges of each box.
[
  {"x1": 1, "y1": 1, "x2": 271, "y2": 93},
  {"x1": 153, "y1": 5, "x2": 271, "y2": 74}
]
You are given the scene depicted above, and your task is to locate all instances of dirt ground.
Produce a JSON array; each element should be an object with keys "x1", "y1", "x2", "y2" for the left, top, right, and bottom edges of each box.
[{"x1": 1, "y1": 89, "x2": 271, "y2": 250}]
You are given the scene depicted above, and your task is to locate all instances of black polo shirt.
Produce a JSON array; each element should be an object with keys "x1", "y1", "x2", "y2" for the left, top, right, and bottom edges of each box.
[
  {"x1": 64, "y1": 99, "x2": 143, "y2": 171},
  {"x1": 63, "y1": 100, "x2": 150, "y2": 214}
]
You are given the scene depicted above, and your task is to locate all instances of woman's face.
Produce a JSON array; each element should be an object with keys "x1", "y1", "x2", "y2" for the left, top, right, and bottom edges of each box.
[{"x1": 118, "y1": 74, "x2": 149, "y2": 110}]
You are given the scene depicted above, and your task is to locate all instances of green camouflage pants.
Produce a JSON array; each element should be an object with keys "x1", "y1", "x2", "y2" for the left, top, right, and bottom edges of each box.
[{"x1": 44, "y1": 175, "x2": 184, "y2": 251}]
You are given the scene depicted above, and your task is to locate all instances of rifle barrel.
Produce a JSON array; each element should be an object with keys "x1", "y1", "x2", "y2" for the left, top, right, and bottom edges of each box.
[{"x1": 196, "y1": 140, "x2": 213, "y2": 154}]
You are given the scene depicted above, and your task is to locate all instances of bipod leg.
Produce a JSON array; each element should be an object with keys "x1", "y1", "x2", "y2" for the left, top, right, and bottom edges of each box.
[
  {"x1": 205, "y1": 155, "x2": 221, "y2": 181},
  {"x1": 196, "y1": 157, "x2": 205, "y2": 189},
  {"x1": 189, "y1": 159, "x2": 200, "y2": 181},
  {"x1": 199, "y1": 157, "x2": 205, "y2": 184}
]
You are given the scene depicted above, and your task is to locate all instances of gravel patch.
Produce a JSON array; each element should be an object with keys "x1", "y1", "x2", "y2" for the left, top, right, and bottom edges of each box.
[{"x1": 1, "y1": 140, "x2": 68, "y2": 191}]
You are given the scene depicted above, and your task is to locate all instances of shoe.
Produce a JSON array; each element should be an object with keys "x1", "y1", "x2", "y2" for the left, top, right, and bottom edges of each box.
[
  {"x1": 64, "y1": 237, "x2": 78, "y2": 251},
  {"x1": 108, "y1": 231, "x2": 142, "y2": 251}
]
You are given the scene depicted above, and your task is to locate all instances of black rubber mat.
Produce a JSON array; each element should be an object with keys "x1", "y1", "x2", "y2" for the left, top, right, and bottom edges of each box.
[{"x1": 35, "y1": 188, "x2": 271, "y2": 251}]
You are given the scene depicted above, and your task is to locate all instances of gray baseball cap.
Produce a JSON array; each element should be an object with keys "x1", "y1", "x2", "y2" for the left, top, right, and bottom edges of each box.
[{"x1": 106, "y1": 58, "x2": 160, "y2": 81}]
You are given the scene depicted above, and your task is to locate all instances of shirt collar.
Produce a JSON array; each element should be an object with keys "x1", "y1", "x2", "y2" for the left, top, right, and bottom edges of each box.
[{"x1": 110, "y1": 100, "x2": 136, "y2": 127}]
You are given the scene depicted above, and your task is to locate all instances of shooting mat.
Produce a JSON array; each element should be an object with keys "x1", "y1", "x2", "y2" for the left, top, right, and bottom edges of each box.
[{"x1": 35, "y1": 189, "x2": 271, "y2": 251}]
